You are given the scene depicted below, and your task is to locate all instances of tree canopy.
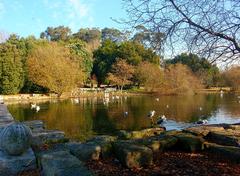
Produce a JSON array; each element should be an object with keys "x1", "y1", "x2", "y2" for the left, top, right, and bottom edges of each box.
[{"x1": 27, "y1": 42, "x2": 84, "y2": 96}]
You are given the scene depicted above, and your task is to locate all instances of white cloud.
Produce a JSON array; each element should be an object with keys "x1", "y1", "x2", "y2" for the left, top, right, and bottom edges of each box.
[{"x1": 68, "y1": 0, "x2": 89, "y2": 18}]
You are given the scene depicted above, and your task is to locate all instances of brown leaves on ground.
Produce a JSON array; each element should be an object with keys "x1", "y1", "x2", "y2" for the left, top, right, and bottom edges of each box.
[{"x1": 86, "y1": 151, "x2": 240, "y2": 176}]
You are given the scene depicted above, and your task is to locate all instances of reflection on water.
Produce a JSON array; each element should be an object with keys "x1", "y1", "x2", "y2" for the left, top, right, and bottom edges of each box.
[{"x1": 7, "y1": 94, "x2": 240, "y2": 141}]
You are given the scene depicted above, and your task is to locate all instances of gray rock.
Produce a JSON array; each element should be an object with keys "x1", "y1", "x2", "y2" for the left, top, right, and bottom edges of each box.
[
  {"x1": 40, "y1": 150, "x2": 92, "y2": 176},
  {"x1": 23, "y1": 120, "x2": 45, "y2": 131},
  {"x1": 205, "y1": 130, "x2": 240, "y2": 147},
  {"x1": 113, "y1": 141, "x2": 153, "y2": 168},
  {"x1": 87, "y1": 135, "x2": 117, "y2": 158},
  {"x1": 134, "y1": 135, "x2": 178, "y2": 152},
  {"x1": 204, "y1": 142, "x2": 240, "y2": 163},
  {"x1": 174, "y1": 132, "x2": 205, "y2": 152},
  {"x1": 184, "y1": 125, "x2": 225, "y2": 137},
  {"x1": 0, "y1": 148, "x2": 36, "y2": 176},
  {"x1": 67, "y1": 142, "x2": 101, "y2": 161},
  {"x1": 31, "y1": 129, "x2": 68, "y2": 147},
  {"x1": 118, "y1": 127, "x2": 165, "y2": 140}
]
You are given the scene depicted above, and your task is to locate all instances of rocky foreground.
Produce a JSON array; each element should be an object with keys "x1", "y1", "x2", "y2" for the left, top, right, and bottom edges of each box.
[{"x1": 1, "y1": 107, "x2": 240, "y2": 176}]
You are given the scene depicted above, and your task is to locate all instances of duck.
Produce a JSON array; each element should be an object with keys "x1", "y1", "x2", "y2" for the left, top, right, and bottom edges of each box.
[
  {"x1": 147, "y1": 110, "x2": 156, "y2": 123},
  {"x1": 196, "y1": 119, "x2": 208, "y2": 125},
  {"x1": 36, "y1": 105, "x2": 40, "y2": 112},
  {"x1": 124, "y1": 111, "x2": 128, "y2": 117},
  {"x1": 156, "y1": 115, "x2": 167, "y2": 125},
  {"x1": 31, "y1": 103, "x2": 37, "y2": 109}
]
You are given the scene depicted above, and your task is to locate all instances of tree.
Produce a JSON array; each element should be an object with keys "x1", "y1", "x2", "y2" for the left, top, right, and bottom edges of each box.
[
  {"x1": 124, "y1": 0, "x2": 240, "y2": 63},
  {"x1": 107, "y1": 59, "x2": 135, "y2": 91},
  {"x1": 73, "y1": 28, "x2": 101, "y2": 51},
  {"x1": 27, "y1": 42, "x2": 84, "y2": 96},
  {"x1": 66, "y1": 39, "x2": 93, "y2": 81},
  {"x1": 223, "y1": 66, "x2": 240, "y2": 90},
  {"x1": 0, "y1": 35, "x2": 25, "y2": 94},
  {"x1": 101, "y1": 28, "x2": 127, "y2": 43},
  {"x1": 166, "y1": 53, "x2": 221, "y2": 87},
  {"x1": 132, "y1": 25, "x2": 165, "y2": 54},
  {"x1": 92, "y1": 40, "x2": 160, "y2": 85},
  {"x1": 40, "y1": 26, "x2": 71, "y2": 41},
  {"x1": 163, "y1": 64, "x2": 202, "y2": 94},
  {"x1": 134, "y1": 62, "x2": 164, "y2": 91}
]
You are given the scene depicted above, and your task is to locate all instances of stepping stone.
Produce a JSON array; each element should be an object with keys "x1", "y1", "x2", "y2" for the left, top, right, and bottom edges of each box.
[
  {"x1": 87, "y1": 135, "x2": 117, "y2": 158},
  {"x1": 205, "y1": 130, "x2": 240, "y2": 147},
  {"x1": 174, "y1": 132, "x2": 205, "y2": 152},
  {"x1": 40, "y1": 150, "x2": 92, "y2": 176},
  {"x1": 67, "y1": 142, "x2": 101, "y2": 161},
  {"x1": 204, "y1": 142, "x2": 240, "y2": 163},
  {"x1": 113, "y1": 141, "x2": 153, "y2": 168},
  {"x1": 0, "y1": 148, "x2": 36, "y2": 176},
  {"x1": 31, "y1": 129, "x2": 68, "y2": 147},
  {"x1": 23, "y1": 120, "x2": 45, "y2": 131},
  {"x1": 118, "y1": 127, "x2": 165, "y2": 139}
]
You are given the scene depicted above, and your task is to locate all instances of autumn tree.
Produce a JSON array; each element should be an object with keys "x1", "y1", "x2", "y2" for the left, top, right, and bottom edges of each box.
[
  {"x1": 167, "y1": 53, "x2": 221, "y2": 87},
  {"x1": 124, "y1": 0, "x2": 240, "y2": 64},
  {"x1": 223, "y1": 66, "x2": 240, "y2": 90},
  {"x1": 27, "y1": 43, "x2": 84, "y2": 96},
  {"x1": 134, "y1": 62, "x2": 164, "y2": 91},
  {"x1": 163, "y1": 64, "x2": 202, "y2": 94},
  {"x1": 107, "y1": 59, "x2": 135, "y2": 91},
  {"x1": 93, "y1": 40, "x2": 160, "y2": 85}
]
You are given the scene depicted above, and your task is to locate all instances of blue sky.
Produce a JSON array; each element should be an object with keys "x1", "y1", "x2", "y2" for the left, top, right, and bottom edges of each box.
[{"x1": 0, "y1": 0, "x2": 127, "y2": 37}]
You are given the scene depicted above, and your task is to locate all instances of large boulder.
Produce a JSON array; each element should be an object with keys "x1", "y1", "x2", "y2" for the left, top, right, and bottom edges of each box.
[
  {"x1": 0, "y1": 148, "x2": 36, "y2": 176},
  {"x1": 113, "y1": 141, "x2": 153, "y2": 168},
  {"x1": 184, "y1": 125, "x2": 225, "y2": 137},
  {"x1": 0, "y1": 122, "x2": 32, "y2": 155},
  {"x1": 204, "y1": 142, "x2": 240, "y2": 163},
  {"x1": 87, "y1": 135, "x2": 117, "y2": 158},
  {"x1": 130, "y1": 134, "x2": 178, "y2": 152},
  {"x1": 204, "y1": 130, "x2": 240, "y2": 147},
  {"x1": 118, "y1": 127, "x2": 165, "y2": 140},
  {"x1": 67, "y1": 142, "x2": 101, "y2": 161},
  {"x1": 174, "y1": 132, "x2": 205, "y2": 152},
  {"x1": 40, "y1": 150, "x2": 92, "y2": 176}
]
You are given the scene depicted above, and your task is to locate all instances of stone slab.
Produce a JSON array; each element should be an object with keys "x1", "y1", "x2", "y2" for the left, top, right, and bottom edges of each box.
[
  {"x1": 0, "y1": 148, "x2": 36, "y2": 176},
  {"x1": 40, "y1": 150, "x2": 92, "y2": 176}
]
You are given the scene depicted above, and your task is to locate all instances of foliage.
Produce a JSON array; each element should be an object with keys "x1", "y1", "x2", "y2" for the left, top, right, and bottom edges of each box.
[
  {"x1": 124, "y1": 0, "x2": 240, "y2": 63},
  {"x1": 134, "y1": 62, "x2": 164, "y2": 91},
  {"x1": 101, "y1": 28, "x2": 127, "y2": 43},
  {"x1": 223, "y1": 66, "x2": 240, "y2": 90},
  {"x1": 167, "y1": 53, "x2": 221, "y2": 87},
  {"x1": 66, "y1": 39, "x2": 93, "y2": 80},
  {"x1": 107, "y1": 59, "x2": 135, "y2": 90},
  {"x1": 73, "y1": 28, "x2": 101, "y2": 51},
  {"x1": 40, "y1": 26, "x2": 71, "y2": 41},
  {"x1": 163, "y1": 64, "x2": 203, "y2": 94},
  {"x1": 27, "y1": 42, "x2": 84, "y2": 96},
  {"x1": 0, "y1": 35, "x2": 25, "y2": 94},
  {"x1": 93, "y1": 40, "x2": 160, "y2": 85},
  {"x1": 132, "y1": 25, "x2": 165, "y2": 54}
]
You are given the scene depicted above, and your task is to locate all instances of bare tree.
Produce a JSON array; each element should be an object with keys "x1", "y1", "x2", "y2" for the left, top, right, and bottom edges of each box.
[{"x1": 123, "y1": 0, "x2": 240, "y2": 64}]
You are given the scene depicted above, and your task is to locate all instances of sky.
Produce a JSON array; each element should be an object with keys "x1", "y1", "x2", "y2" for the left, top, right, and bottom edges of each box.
[{"x1": 0, "y1": 0, "x2": 127, "y2": 37}]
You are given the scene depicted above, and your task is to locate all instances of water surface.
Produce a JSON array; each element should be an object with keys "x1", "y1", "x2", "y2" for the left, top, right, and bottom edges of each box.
[{"x1": 7, "y1": 93, "x2": 240, "y2": 141}]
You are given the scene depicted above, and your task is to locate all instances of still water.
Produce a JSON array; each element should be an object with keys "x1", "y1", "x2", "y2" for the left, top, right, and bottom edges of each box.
[{"x1": 7, "y1": 93, "x2": 240, "y2": 141}]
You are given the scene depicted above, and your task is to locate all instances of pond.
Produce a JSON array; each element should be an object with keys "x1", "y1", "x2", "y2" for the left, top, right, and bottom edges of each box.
[{"x1": 7, "y1": 93, "x2": 240, "y2": 141}]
